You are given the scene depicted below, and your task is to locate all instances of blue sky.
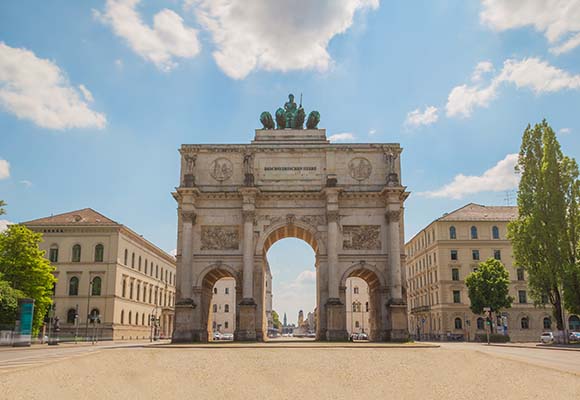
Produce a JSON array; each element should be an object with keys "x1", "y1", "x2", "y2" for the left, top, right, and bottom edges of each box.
[{"x1": 1, "y1": 1, "x2": 580, "y2": 322}]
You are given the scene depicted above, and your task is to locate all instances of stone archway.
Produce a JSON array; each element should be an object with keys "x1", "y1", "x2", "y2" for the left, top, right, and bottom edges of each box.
[{"x1": 172, "y1": 103, "x2": 409, "y2": 343}]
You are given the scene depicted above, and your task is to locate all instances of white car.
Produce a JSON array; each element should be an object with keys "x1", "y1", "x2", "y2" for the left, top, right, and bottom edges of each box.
[
  {"x1": 213, "y1": 332, "x2": 221, "y2": 341},
  {"x1": 540, "y1": 332, "x2": 554, "y2": 344}
]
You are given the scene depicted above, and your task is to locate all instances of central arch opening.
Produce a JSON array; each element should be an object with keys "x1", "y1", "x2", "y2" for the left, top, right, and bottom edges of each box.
[{"x1": 261, "y1": 223, "x2": 321, "y2": 341}]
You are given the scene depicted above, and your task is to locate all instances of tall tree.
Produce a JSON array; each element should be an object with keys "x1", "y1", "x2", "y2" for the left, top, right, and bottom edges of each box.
[
  {"x1": 0, "y1": 200, "x2": 6, "y2": 215},
  {"x1": 508, "y1": 120, "x2": 580, "y2": 334},
  {"x1": 0, "y1": 276, "x2": 25, "y2": 325},
  {"x1": 0, "y1": 225, "x2": 56, "y2": 335},
  {"x1": 466, "y1": 258, "x2": 513, "y2": 332}
]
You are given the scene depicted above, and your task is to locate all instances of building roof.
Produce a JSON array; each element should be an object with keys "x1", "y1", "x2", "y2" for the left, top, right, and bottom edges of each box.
[
  {"x1": 437, "y1": 203, "x2": 518, "y2": 222},
  {"x1": 21, "y1": 208, "x2": 120, "y2": 226}
]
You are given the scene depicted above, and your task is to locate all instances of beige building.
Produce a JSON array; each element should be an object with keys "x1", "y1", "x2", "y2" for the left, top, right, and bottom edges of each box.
[
  {"x1": 23, "y1": 209, "x2": 176, "y2": 341},
  {"x1": 210, "y1": 278, "x2": 236, "y2": 335},
  {"x1": 405, "y1": 203, "x2": 574, "y2": 342},
  {"x1": 345, "y1": 277, "x2": 370, "y2": 335}
]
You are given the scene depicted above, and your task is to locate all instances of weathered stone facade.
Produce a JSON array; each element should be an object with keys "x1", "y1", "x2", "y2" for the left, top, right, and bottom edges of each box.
[{"x1": 172, "y1": 128, "x2": 409, "y2": 342}]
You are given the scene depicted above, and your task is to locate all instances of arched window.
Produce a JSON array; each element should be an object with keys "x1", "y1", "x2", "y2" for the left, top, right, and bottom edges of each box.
[
  {"x1": 213, "y1": 304, "x2": 218, "y2": 313},
  {"x1": 225, "y1": 321, "x2": 229, "y2": 329},
  {"x1": 355, "y1": 321, "x2": 360, "y2": 328},
  {"x1": 90, "y1": 308, "x2": 100, "y2": 322},
  {"x1": 72, "y1": 244, "x2": 81, "y2": 262},
  {"x1": 449, "y1": 226, "x2": 457, "y2": 240},
  {"x1": 521, "y1": 317, "x2": 529, "y2": 329},
  {"x1": 454, "y1": 317, "x2": 462, "y2": 330},
  {"x1": 224, "y1": 304, "x2": 230, "y2": 313},
  {"x1": 569, "y1": 315, "x2": 580, "y2": 331},
  {"x1": 476, "y1": 317, "x2": 484, "y2": 330},
  {"x1": 131, "y1": 253, "x2": 135, "y2": 268},
  {"x1": 91, "y1": 276, "x2": 102, "y2": 296},
  {"x1": 67, "y1": 308, "x2": 77, "y2": 323},
  {"x1": 213, "y1": 287, "x2": 218, "y2": 294},
  {"x1": 128, "y1": 311, "x2": 132, "y2": 325},
  {"x1": 94, "y1": 244, "x2": 104, "y2": 262},
  {"x1": 135, "y1": 312, "x2": 139, "y2": 326},
  {"x1": 492, "y1": 226, "x2": 500, "y2": 240},
  {"x1": 354, "y1": 287, "x2": 359, "y2": 294},
  {"x1": 120, "y1": 310, "x2": 124, "y2": 324},
  {"x1": 68, "y1": 276, "x2": 79, "y2": 296},
  {"x1": 49, "y1": 244, "x2": 59, "y2": 262},
  {"x1": 543, "y1": 317, "x2": 552, "y2": 330},
  {"x1": 470, "y1": 226, "x2": 478, "y2": 239},
  {"x1": 124, "y1": 249, "x2": 128, "y2": 265}
]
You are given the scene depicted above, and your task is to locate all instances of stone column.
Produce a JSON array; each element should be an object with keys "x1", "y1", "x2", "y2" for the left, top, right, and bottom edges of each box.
[
  {"x1": 179, "y1": 210, "x2": 196, "y2": 300},
  {"x1": 386, "y1": 209, "x2": 403, "y2": 301},
  {"x1": 242, "y1": 210, "x2": 254, "y2": 300},
  {"x1": 327, "y1": 210, "x2": 340, "y2": 300}
]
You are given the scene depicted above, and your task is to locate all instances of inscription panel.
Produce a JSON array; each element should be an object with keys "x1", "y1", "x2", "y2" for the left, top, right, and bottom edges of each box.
[
  {"x1": 200, "y1": 226, "x2": 240, "y2": 250},
  {"x1": 257, "y1": 157, "x2": 322, "y2": 181},
  {"x1": 342, "y1": 225, "x2": 381, "y2": 250}
]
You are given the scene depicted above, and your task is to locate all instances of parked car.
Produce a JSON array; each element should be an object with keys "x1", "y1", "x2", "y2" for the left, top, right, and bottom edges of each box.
[
  {"x1": 213, "y1": 332, "x2": 221, "y2": 341},
  {"x1": 540, "y1": 332, "x2": 554, "y2": 344},
  {"x1": 221, "y1": 333, "x2": 234, "y2": 341},
  {"x1": 569, "y1": 332, "x2": 580, "y2": 342}
]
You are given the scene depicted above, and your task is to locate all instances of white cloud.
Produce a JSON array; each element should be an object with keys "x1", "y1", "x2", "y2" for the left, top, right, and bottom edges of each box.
[
  {"x1": 78, "y1": 84, "x2": 94, "y2": 102},
  {"x1": 446, "y1": 58, "x2": 580, "y2": 118},
  {"x1": 0, "y1": 42, "x2": 106, "y2": 130},
  {"x1": 405, "y1": 106, "x2": 439, "y2": 127},
  {"x1": 0, "y1": 220, "x2": 12, "y2": 232},
  {"x1": 559, "y1": 127, "x2": 571, "y2": 135},
  {"x1": 170, "y1": 248, "x2": 177, "y2": 256},
  {"x1": 186, "y1": 0, "x2": 379, "y2": 79},
  {"x1": 368, "y1": 128, "x2": 377, "y2": 136},
  {"x1": 421, "y1": 153, "x2": 519, "y2": 199},
  {"x1": 329, "y1": 132, "x2": 356, "y2": 142},
  {"x1": 480, "y1": 0, "x2": 580, "y2": 55},
  {"x1": 97, "y1": 0, "x2": 201, "y2": 71},
  {"x1": 19, "y1": 180, "x2": 32, "y2": 188},
  {"x1": 471, "y1": 61, "x2": 494, "y2": 82},
  {"x1": 0, "y1": 158, "x2": 9, "y2": 180}
]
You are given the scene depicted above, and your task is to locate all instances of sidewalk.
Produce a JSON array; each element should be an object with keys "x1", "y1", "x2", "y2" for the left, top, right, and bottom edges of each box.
[
  {"x1": 487, "y1": 342, "x2": 580, "y2": 352},
  {"x1": 0, "y1": 339, "x2": 169, "y2": 352}
]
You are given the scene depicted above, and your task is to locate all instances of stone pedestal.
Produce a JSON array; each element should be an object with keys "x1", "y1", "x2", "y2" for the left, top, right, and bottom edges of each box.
[
  {"x1": 172, "y1": 302, "x2": 207, "y2": 343},
  {"x1": 325, "y1": 298, "x2": 348, "y2": 341},
  {"x1": 387, "y1": 303, "x2": 409, "y2": 342},
  {"x1": 235, "y1": 300, "x2": 257, "y2": 341}
]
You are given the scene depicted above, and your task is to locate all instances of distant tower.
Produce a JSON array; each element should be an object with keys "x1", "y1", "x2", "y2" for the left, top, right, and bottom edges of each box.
[
  {"x1": 298, "y1": 310, "x2": 304, "y2": 326},
  {"x1": 283, "y1": 312, "x2": 287, "y2": 327}
]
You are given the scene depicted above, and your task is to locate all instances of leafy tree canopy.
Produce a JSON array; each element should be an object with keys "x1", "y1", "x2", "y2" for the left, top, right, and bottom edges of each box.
[
  {"x1": 0, "y1": 275, "x2": 25, "y2": 325},
  {"x1": 466, "y1": 258, "x2": 513, "y2": 315}
]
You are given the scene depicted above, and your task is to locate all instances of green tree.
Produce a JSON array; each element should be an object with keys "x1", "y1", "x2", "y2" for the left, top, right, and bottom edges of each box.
[
  {"x1": 508, "y1": 120, "x2": 580, "y2": 332},
  {"x1": 0, "y1": 200, "x2": 6, "y2": 215},
  {"x1": 272, "y1": 310, "x2": 281, "y2": 329},
  {"x1": 0, "y1": 225, "x2": 56, "y2": 335},
  {"x1": 0, "y1": 276, "x2": 25, "y2": 325},
  {"x1": 466, "y1": 258, "x2": 513, "y2": 332}
]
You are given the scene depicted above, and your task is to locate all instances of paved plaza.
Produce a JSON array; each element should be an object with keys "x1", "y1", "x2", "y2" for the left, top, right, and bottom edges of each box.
[{"x1": 1, "y1": 343, "x2": 578, "y2": 399}]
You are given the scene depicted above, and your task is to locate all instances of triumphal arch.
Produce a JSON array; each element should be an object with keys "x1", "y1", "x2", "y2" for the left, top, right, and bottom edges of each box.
[{"x1": 172, "y1": 95, "x2": 409, "y2": 342}]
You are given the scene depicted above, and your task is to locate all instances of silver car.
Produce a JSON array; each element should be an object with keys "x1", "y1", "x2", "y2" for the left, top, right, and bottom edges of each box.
[{"x1": 540, "y1": 332, "x2": 554, "y2": 343}]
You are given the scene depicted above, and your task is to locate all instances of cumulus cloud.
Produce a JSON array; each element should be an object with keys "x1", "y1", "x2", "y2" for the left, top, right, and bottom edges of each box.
[
  {"x1": 0, "y1": 158, "x2": 9, "y2": 180},
  {"x1": 421, "y1": 153, "x2": 519, "y2": 199},
  {"x1": 0, "y1": 42, "x2": 106, "y2": 130},
  {"x1": 471, "y1": 61, "x2": 494, "y2": 82},
  {"x1": 186, "y1": 0, "x2": 379, "y2": 79},
  {"x1": 446, "y1": 58, "x2": 580, "y2": 118},
  {"x1": 329, "y1": 132, "x2": 356, "y2": 142},
  {"x1": 96, "y1": 0, "x2": 201, "y2": 71},
  {"x1": 405, "y1": 106, "x2": 439, "y2": 128},
  {"x1": 0, "y1": 220, "x2": 12, "y2": 232},
  {"x1": 480, "y1": 0, "x2": 580, "y2": 55},
  {"x1": 275, "y1": 269, "x2": 317, "y2": 324}
]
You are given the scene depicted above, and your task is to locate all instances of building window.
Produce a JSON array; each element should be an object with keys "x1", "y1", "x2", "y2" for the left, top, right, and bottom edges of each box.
[
  {"x1": 224, "y1": 304, "x2": 230, "y2": 313},
  {"x1": 130, "y1": 281, "x2": 134, "y2": 299},
  {"x1": 72, "y1": 244, "x2": 81, "y2": 262},
  {"x1": 225, "y1": 287, "x2": 229, "y2": 295},
  {"x1": 122, "y1": 279, "x2": 127, "y2": 297},
  {"x1": 143, "y1": 285, "x2": 146, "y2": 301},
  {"x1": 124, "y1": 249, "x2": 128, "y2": 265},
  {"x1": 354, "y1": 287, "x2": 359, "y2": 294},
  {"x1": 450, "y1": 250, "x2": 458, "y2": 261},
  {"x1": 135, "y1": 312, "x2": 139, "y2": 326},
  {"x1": 365, "y1": 301, "x2": 369, "y2": 312},
  {"x1": 213, "y1": 304, "x2": 217, "y2": 313},
  {"x1": 149, "y1": 287, "x2": 152, "y2": 303},
  {"x1": 145, "y1": 260, "x2": 148, "y2": 275},
  {"x1": 142, "y1": 314, "x2": 145, "y2": 325},
  {"x1": 517, "y1": 268, "x2": 524, "y2": 281},
  {"x1": 518, "y1": 290, "x2": 527, "y2": 304},
  {"x1": 95, "y1": 244, "x2": 104, "y2": 262},
  {"x1": 543, "y1": 317, "x2": 552, "y2": 330},
  {"x1": 569, "y1": 315, "x2": 580, "y2": 331},
  {"x1": 68, "y1": 276, "x2": 79, "y2": 296},
  {"x1": 355, "y1": 321, "x2": 360, "y2": 328},
  {"x1": 212, "y1": 321, "x2": 217, "y2": 330},
  {"x1": 136, "y1": 283, "x2": 141, "y2": 301},
  {"x1": 453, "y1": 290, "x2": 461, "y2": 304},
  {"x1": 225, "y1": 322, "x2": 229, "y2": 329},
  {"x1": 449, "y1": 226, "x2": 456, "y2": 239},
  {"x1": 494, "y1": 250, "x2": 501, "y2": 260},
  {"x1": 492, "y1": 226, "x2": 500, "y2": 239},
  {"x1": 131, "y1": 253, "x2": 135, "y2": 268},
  {"x1": 213, "y1": 287, "x2": 217, "y2": 294},
  {"x1": 129, "y1": 311, "x2": 132, "y2": 325},
  {"x1": 120, "y1": 310, "x2": 124, "y2": 324},
  {"x1": 138, "y1": 256, "x2": 142, "y2": 271},
  {"x1": 472, "y1": 250, "x2": 480, "y2": 261},
  {"x1": 521, "y1": 317, "x2": 529, "y2": 329},
  {"x1": 454, "y1": 318, "x2": 462, "y2": 330},
  {"x1": 49, "y1": 245, "x2": 59, "y2": 262},
  {"x1": 470, "y1": 226, "x2": 478, "y2": 239},
  {"x1": 156, "y1": 265, "x2": 159, "y2": 278},
  {"x1": 91, "y1": 276, "x2": 102, "y2": 296},
  {"x1": 90, "y1": 308, "x2": 100, "y2": 323},
  {"x1": 352, "y1": 301, "x2": 361, "y2": 312},
  {"x1": 476, "y1": 317, "x2": 484, "y2": 330},
  {"x1": 452, "y1": 268, "x2": 459, "y2": 281},
  {"x1": 67, "y1": 308, "x2": 77, "y2": 324}
]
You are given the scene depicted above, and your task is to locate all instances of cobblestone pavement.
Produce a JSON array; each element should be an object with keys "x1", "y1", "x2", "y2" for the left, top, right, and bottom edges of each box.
[{"x1": 0, "y1": 343, "x2": 578, "y2": 399}]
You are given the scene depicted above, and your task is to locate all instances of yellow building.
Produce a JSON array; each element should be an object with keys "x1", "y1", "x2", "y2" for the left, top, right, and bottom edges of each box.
[
  {"x1": 23, "y1": 208, "x2": 176, "y2": 341},
  {"x1": 404, "y1": 203, "x2": 579, "y2": 342},
  {"x1": 345, "y1": 277, "x2": 370, "y2": 335}
]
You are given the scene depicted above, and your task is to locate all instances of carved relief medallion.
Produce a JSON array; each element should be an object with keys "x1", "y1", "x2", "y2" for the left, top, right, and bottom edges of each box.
[
  {"x1": 210, "y1": 158, "x2": 233, "y2": 181},
  {"x1": 342, "y1": 225, "x2": 381, "y2": 250},
  {"x1": 348, "y1": 157, "x2": 372, "y2": 181},
  {"x1": 200, "y1": 226, "x2": 240, "y2": 250}
]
